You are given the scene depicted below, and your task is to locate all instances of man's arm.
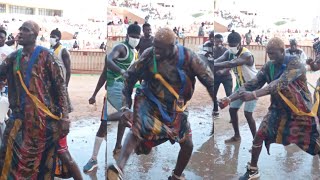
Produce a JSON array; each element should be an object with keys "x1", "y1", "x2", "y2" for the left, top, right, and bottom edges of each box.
[
  {"x1": 122, "y1": 49, "x2": 152, "y2": 108},
  {"x1": 0, "y1": 52, "x2": 15, "y2": 82},
  {"x1": 214, "y1": 52, "x2": 253, "y2": 68},
  {"x1": 306, "y1": 56, "x2": 320, "y2": 71},
  {"x1": 90, "y1": 57, "x2": 107, "y2": 101},
  {"x1": 228, "y1": 63, "x2": 269, "y2": 102},
  {"x1": 107, "y1": 44, "x2": 127, "y2": 74},
  {"x1": 269, "y1": 57, "x2": 305, "y2": 93},
  {"x1": 47, "y1": 52, "x2": 69, "y2": 119},
  {"x1": 190, "y1": 52, "x2": 215, "y2": 101},
  {"x1": 212, "y1": 50, "x2": 229, "y2": 63},
  {"x1": 241, "y1": 57, "x2": 305, "y2": 102},
  {"x1": 61, "y1": 48, "x2": 71, "y2": 87}
]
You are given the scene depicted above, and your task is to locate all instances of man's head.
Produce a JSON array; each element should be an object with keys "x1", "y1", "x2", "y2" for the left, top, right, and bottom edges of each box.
[
  {"x1": 214, "y1": 34, "x2": 224, "y2": 48},
  {"x1": 126, "y1": 23, "x2": 141, "y2": 48},
  {"x1": 248, "y1": 30, "x2": 251, "y2": 33},
  {"x1": 0, "y1": 28, "x2": 7, "y2": 47},
  {"x1": 289, "y1": 39, "x2": 298, "y2": 51},
  {"x1": 142, "y1": 23, "x2": 152, "y2": 38},
  {"x1": 50, "y1": 28, "x2": 61, "y2": 47},
  {"x1": 209, "y1": 31, "x2": 215, "y2": 43},
  {"x1": 201, "y1": 22, "x2": 205, "y2": 27},
  {"x1": 17, "y1": 20, "x2": 40, "y2": 46},
  {"x1": 153, "y1": 27, "x2": 176, "y2": 61},
  {"x1": 227, "y1": 30, "x2": 241, "y2": 54},
  {"x1": 266, "y1": 37, "x2": 285, "y2": 64}
]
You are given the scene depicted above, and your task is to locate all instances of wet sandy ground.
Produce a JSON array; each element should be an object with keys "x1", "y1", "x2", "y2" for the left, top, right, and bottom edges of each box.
[
  {"x1": 65, "y1": 111, "x2": 320, "y2": 180},
  {"x1": 60, "y1": 72, "x2": 320, "y2": 180}
]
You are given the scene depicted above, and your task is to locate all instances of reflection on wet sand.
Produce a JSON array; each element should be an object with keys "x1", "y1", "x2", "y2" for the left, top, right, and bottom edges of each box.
[
  {"x1": 66, "y1": 111, "x2": 320, "y2": 180},
  {"x1": 188, "y1": 136, "x2": 240, "y2": 179}
]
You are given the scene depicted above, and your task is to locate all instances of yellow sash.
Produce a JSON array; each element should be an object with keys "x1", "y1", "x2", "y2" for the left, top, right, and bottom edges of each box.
[
  {"x1": 235, "y1": 47, "x2": 250, "y2": 86},
  {"x1": 278, "y1": 86, "x2": 320, "y2": 117},
  {"x1": 17, "y1": 70, "x2": 62, "y2": 121},
  {"x1": 154, "y1": 74, "x2": 187, "y2": 112},
  {"x1": 54, "y1": 45, "x2": 62, "y2": 57}
]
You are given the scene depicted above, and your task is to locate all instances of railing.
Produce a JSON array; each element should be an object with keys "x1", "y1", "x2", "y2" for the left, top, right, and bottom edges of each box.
[
  {"x1": 71, "y1": 36, "x2": 316, "y2": 73},
  {"x1": 70, "y1": 50, "x2": 105, "y2": 74}
]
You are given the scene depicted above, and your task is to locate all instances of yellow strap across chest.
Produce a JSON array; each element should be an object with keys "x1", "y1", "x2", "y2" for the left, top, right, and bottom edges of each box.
[
  {"x1": 154, "y1": 74, "x2": 187, "y2": 112},
  {"x1": 17, "y1": 70, "x2": 62, "y2": 121},
  {"x1": 235, "y1": 47, "x2": 250, "y2": 86},
  {"x1": 54, "y1": 45, "x2": 62, "y2": 57},
  {"x1": 278, "y1": 87, "x2": 320, "y2": 117}
]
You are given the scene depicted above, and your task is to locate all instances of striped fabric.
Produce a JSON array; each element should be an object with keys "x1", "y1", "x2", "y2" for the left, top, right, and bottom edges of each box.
[
  {"x1": 132, "y1": 92, "x2": 192, "y2": 155},
  {"x1": 245, "y1": 57, "x2": 320, "y2": 155},
  {"x1": 0, "y1": 48, "x2": 69, "y2": 179}
]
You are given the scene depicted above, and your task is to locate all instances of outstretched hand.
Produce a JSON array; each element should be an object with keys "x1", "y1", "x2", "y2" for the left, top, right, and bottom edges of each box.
[{"x1": 218, "y1": 97, "x2": 231, "y2": 109}]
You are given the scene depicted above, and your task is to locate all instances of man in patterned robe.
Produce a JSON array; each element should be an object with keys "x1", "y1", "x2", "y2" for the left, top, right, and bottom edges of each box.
[{"x1": 0, "y1": 21, "x2": 81, "y2": 179}]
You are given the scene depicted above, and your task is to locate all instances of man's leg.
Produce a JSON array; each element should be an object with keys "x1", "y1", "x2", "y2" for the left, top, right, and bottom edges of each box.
[
  {"x1": 107, "y1": 131, "x2": 140, "y2": 179},
  {"x1": 107, "y1": 82, "x2": 127, "y2": 154},
  {"x1": 244, "y1": 100, "x2": 258, "y2": 138},
  {"x1": 83, "y1": 121, "x2": 108, "y2": 173},
  {"x1": 238, "y1": 135, "x2": 262, "y2": 180},
  {"x1": 57, "y1": 136, "x2": 83, "y2": 180},
  {"x1": 171, "y1": 136, "x2": 193, "y2": 179},
  {"x1": 84, "y1": 93, "x2": 109, "y2": 172},
  {"x1": 107, "y1": 111, "x2": 126, "y2": 155},
  {"x1": 239, "y1": 113, "x2": 272, "y2": 180},
  {"x1": 225, "y1": 98, "x2": 242, "y2": 143},
  {"x1": 225, "y1": 107, "x2": 241, "y2": 142},
  {"x1": 244, "y1": 111, "x2": 256, "y2": 138},
  {"x1": 107, "y1": 131, "x2": 144, "y2": 180},
  {"x1": 227, "y1": 96, "x2": 246, "y2": 141},
  {"x1": 58, "y1": 149, "x2": 83, "y2": 179},
  {"x1": 222, "y1": 78, "x2": 233, "y2": 123},
  {"x1": 113, "y1": 115, "x2": 127, "y2": 154},
  {"x1": 116, "y1": 131, "x2": 140, "y2": 170}
]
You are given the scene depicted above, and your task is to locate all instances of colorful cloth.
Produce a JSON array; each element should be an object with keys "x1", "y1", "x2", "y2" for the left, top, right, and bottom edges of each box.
[
  {"x1": 244, "y1": 56, "x2": 320, "y2": 155},
  {"x1": 132, "y1": 91, "x2": 191, "y2": 155},
  {"x1": 0, "y1": 46, "x2": 69, "y2": 179},
  {"x1": 123, "y1": 46, "x2": 215, "y2": 153}
]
